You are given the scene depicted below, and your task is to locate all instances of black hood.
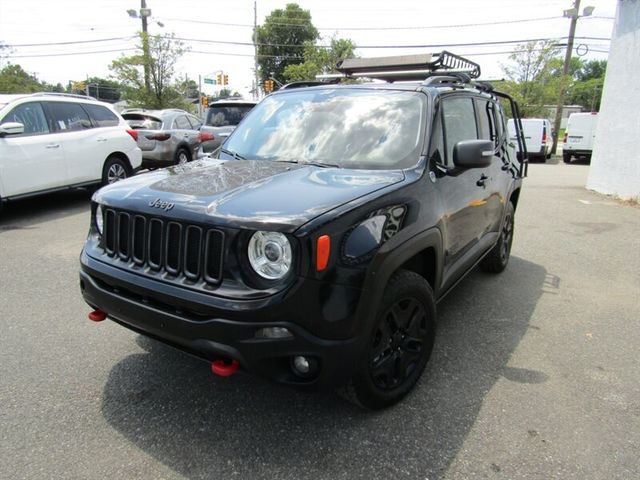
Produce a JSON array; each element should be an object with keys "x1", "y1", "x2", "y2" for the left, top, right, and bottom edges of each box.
[{"x1": 94, "y1": 159, "x2": 405, "y2": 232}]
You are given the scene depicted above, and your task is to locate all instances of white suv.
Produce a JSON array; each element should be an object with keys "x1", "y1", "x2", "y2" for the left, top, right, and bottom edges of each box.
[{"x1": 0, "y1": 93, "x2": 142, "y2": 204}]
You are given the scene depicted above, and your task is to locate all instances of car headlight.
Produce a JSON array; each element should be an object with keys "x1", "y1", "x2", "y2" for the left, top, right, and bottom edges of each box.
[
  {"x1": 247, "y1": 231, "x2": 292, "y2": 280},
  {"x1": 95, "y1": 204, "x2": 104, "y2": 235}
]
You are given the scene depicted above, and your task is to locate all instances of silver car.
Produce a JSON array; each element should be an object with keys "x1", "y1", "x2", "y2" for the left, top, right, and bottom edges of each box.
[
  {"x1": 200, "y1": 99, "x2": 257, "y2": 153},
  {"x1": 122, "y1": 109, "x2": 212, "y2": 168}
]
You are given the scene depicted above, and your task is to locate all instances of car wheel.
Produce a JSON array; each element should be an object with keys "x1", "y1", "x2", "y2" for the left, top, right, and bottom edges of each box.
[
  {"x1": 175, "y1": 148, "x2": 191, "y2": 165},
  {"x1": 563, "y1": 153, "x2": 572, "y2": 164},
  {"x1": 340, "y1": 270, "x2": 436, "y2": 410},
  {"x1": 102, "y1": 156, "x2": 130, "y2": 186},
  {"x1": 481, "y1": 201, "x2": 515, "y2": 274}
]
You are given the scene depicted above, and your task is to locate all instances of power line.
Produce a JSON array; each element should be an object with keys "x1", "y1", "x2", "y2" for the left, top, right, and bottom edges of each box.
[{"x1": 4, "y1": 36, "x2": 136, "y2": 48}]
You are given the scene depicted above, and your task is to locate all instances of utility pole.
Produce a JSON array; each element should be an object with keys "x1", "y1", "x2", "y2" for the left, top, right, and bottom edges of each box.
[
  {"x1": 551, "y1": 0, "x2": 583, "y2": 155},
  {"x1": 140, "y1": 0, "x2": 151, "y2": 93},
  {"x1": 253, "y1": 1, "x2": 259, "y2": 101}
]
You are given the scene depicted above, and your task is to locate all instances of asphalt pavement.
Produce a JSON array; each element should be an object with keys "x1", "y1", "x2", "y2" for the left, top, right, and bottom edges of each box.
[{"x1": 1, "y1": 158, "x2": 639, "y2": 479}]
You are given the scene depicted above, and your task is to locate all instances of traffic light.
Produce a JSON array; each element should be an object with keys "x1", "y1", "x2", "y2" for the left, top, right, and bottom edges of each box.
[
  {"x1": 223, "y1": 74, "x2": 229, "y2": 86},
  {"x1": 264, "y1": 79, "x2": 274, "y2": 93},
  {"x1": 201, "y1": 96, "x2": 209, "y2": 108},
  {"x1": 216, "y1": 73, "x2": 222, "y2": 85}
]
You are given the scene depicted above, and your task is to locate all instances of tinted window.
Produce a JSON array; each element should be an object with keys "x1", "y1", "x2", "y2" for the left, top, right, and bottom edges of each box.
[
  {"x1": 122, "y1": 114, "x2": 162, "y2": 130},
  {"x1": 3, "y1": 102, "x2": 49, "y2": 135},
  {"x1": 224, "y1": 89, "x2": 425, "y2": 169},
  {"x1": 442, "y1": 97, "x2": 478, "y2": 163},
  {"x1": 48, "y1": 102, "x2": 92, "y2": 131},
  {"x1": 83, "y1": 104, "x2": 119, "y2": 127},
  {"x1": 205, "y1": 105, "x2": 254, "y2": 127},
  {"x1": 173, "y1": 115, "x2": 191, "y2": 130}
]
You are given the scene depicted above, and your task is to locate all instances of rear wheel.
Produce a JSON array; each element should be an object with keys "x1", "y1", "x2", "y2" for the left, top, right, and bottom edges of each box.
[
  {"x1": 481, "y1": 201, "x2": 515, "y2": 274},
  {"x1": 175, "y1": 148, "x2": 191, "y2": 165},
  {"x1": 340, "y1": 270, "x2": 436, "y2": 410},
  {"x1": 563, "y1": 153, "x2": 572, "y2": 164},
  {"x1": 101, "y1": 156, "x2": 130, "y2": 186}
]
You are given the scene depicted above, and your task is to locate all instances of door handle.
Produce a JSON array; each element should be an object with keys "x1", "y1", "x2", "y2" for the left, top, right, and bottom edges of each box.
[
  {"x1": 476, "y1": 174, "x2": 488, "y2": 187},
  {"x1": 97, "y1": 138, "x2": 107, "y2": 143},
  {"x1": 45, "y1": 143, "x2": 60, "y2": 149}
]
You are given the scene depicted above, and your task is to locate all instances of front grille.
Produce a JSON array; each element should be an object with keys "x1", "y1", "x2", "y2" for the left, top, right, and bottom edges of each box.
[{"x1": 102, "y1": 208, "x2": 224, "y2": 284}]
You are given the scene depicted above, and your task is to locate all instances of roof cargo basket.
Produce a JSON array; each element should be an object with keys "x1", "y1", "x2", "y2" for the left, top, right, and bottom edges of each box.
[{"x1": 328, "y1": 51, "x2": 481, "y2": 82}]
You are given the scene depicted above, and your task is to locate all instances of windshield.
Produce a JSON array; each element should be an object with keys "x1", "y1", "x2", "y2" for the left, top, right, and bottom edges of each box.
[
  {"x1": 223, "y1": 89, "x2": 425, "y2": 169},
  {"x1": 205, "y1": 104, "x2": 254, "y2": 127}
]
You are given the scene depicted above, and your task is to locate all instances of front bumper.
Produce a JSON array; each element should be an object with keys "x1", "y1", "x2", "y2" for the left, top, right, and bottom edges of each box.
[{"x1": 79, "y1": 253, "x2": 363, "y2": 390}]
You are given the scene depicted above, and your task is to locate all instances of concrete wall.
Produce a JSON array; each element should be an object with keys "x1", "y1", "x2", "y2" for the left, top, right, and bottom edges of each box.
[{"x1": 586, "y1": 0, "x2": 640, "y2": 200}]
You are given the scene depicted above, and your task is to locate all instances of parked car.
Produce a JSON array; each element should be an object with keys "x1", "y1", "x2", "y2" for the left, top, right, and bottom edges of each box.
[
  {"x1": 200, "y1": 98, "x2": 257, "y2": 152},
  {"x1": 80, "y1": 52, "x2": 527, "y2": 409},
  {"x1": 122, "y1": 109, "x2": 213, "y2": 169},
  {"x1": 508, "y1": 118, "x2": 553, "y2": 162},
  {"x1": 0, "y1": 92, "x2": 141, "y2": 207},
  {"x1": 563, "y1": 112, "x2": 598, "y2": 163}
]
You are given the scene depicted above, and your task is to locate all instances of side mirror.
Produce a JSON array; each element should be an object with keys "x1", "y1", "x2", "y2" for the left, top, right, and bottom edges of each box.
[
  {"x1": 453, "y1": 139, "x2": 494, "y2": 168},
  {"x1": 0, "y1": 122, "x2": 25, "y2": 137}
]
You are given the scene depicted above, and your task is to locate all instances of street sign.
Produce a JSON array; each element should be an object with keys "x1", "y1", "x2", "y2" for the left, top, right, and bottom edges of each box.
[{"x1": 204, "y1": 78, "x2": 215, "y2": 85}]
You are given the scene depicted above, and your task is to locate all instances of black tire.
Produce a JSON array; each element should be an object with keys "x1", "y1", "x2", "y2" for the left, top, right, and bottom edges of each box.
[
  {"x1": 563, "y1": 153, "x2": 572, "y2": 164},
  {"x1": 101, "y1": 156, "x2": 130, "y2": 186},
  {"x1": 481, "y1": 201, "x2": 515, "y2": 274},
  {"x1": 341, "y1": 270, "x2": 436, "y2": 410},
  {"x1": 175, "y1": 148, "x2": 191, "y2": 165}
]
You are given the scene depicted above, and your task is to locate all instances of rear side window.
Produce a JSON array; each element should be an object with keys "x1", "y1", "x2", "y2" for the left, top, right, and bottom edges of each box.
[
  {"x1": 173, "y1": 115, "x2": 191, "y2": 130},
  {"x1": 47, "y1": 102, "x2": 92, "y2": 131},
  {"x1": 187, "y1": 115, "x2": 202, "y2": 129},
  {"x1": 3, "y1": 102, "x2": 50, "y2": 135},
  {"x1": 442, "y1": 96, "x2": 478, "y2": 163},
  {"x1": 83, "y1": 104, "x2": 119, "y2": 127},
  {"x1": 476, "y1": 99, "x2": 498, "y2": 146}
]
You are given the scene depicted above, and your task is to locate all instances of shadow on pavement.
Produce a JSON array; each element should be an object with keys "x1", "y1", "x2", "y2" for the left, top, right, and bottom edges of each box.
[
  {"x1": 101, "y1": 256, "x2": 548, "y2": 479},
  {"x1": 0, "y1": 188, "x2": 92, "y2": 231}
]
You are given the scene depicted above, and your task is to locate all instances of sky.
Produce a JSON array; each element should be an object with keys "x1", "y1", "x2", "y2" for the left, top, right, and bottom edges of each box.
[{"x1": 0, "y1": 0, "x2": 617, "y2": 99}]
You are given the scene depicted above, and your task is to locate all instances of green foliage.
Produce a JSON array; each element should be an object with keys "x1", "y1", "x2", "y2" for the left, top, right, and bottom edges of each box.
[
  {"x1": 85, "y1": 77, "x2": 122, "y2": 102},
  {"x1": 110, "y1": 32, "x2": 190, "y2": 109},
  {"x1": 0, "y1": 64, "x2": 45, "y2": 93},
  {"x1": 283, "y1": 37, "x2": 357, "y2": 82},
  {"x1": 256, "y1": 3, "x2": 319, "y2": 85}
]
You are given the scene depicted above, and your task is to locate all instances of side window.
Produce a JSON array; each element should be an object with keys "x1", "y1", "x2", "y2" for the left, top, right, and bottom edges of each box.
[
  {"x1": 187, "y1": 115, "x2": 202, "y2": 129},
  {"x1": 429, "y1": 107, "x2": 446, "y2": 165},
  {"x1": 83, "y1": 104, "x2": 119, "y2": 127},
  {"x1": 476, "y1": 99, "x2": 497, "y2": 147},
  {"x1": 442, "y1": 96, "x2": 478, "y2": 164},
  {"x1": 173, "y1": 115, "x2": 191, "y2": 130},
  {"x1": 3, "y1": 102, "x2": 50, "y2": 136},
  {"x1": 47, "y1": 102, "x2": 92, "y2": 131}
]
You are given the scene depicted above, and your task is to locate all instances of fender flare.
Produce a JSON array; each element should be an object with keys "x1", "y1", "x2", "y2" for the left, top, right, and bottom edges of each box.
[{"x1": 352, "y1": 227, "x2": 443, "y2": 336}]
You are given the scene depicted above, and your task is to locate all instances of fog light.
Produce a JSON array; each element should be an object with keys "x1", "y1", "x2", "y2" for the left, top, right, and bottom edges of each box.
[
  {"x1": 255, "y1": 327, "x2": 293, "y2": 339},
  {"x1": 293, "y1": 355, "x2": 310, "y2": 374}
]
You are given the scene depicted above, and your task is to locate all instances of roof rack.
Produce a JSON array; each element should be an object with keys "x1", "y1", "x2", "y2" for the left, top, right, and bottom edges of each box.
[
  {"x1": 30, "y1": 92, "x2": 98, "y2": 101},
  {"x1": 319, "y1": 51, "x2": 481, "y2": 83}
]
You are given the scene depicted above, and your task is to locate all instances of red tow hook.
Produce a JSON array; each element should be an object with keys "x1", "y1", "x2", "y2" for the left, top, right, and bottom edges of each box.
[
  {"x1": 88, "y1": 309, "x2": 107, "y2": 322},
  {"x1": 211, "y1": 358, "x2": 239, "y2": 377}
]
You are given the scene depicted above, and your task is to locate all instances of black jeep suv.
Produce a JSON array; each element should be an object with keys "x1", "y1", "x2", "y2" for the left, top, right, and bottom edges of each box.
[{"x1": 79, "y1": 52, "x2": 527, "y2": 409}]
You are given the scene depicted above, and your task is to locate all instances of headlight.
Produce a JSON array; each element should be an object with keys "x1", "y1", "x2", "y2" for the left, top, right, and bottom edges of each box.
[
  {"x1": 95, "y1": 205, "x2": 104, "y2": 235},
  {"x1": 247, "y1": 231, "x2": 292, "y2": 280}
]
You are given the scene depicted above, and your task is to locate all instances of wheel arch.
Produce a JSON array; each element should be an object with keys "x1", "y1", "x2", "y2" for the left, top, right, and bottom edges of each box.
[
  {"x1": 104, "y1": 151, "x2": 133, "y2": 174},
  {"x1": 509, "y1": 187, "x2": 521, "y2": 211}
]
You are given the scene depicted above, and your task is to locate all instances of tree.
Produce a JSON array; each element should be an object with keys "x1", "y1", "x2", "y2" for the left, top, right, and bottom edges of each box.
[
  {"x1": 568, "y1": 60, "x2": 607, "y2": 111},
  {"x1": 500, "y1": 40, "x2": 563, "y2": 117},
  {"x1": 283, "y1": 37, "x2": 357, "y2": 82},
  {"x1": 256, "y1": 3, "x2": 319, "y2": 86},
  {"x1": 0, "y1": 64, "x2": 43, "y2": 93},
  {"x1": 110, "y1": 32, "x2": 190, "y2": 109}
]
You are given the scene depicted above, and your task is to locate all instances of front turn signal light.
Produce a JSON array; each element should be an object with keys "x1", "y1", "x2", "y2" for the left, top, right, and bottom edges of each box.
[{"x1": 316, "y1": 235, "x2": 330, "y2": 272}]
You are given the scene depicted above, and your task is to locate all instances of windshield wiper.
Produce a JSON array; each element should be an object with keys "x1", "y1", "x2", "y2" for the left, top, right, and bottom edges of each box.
[
  {"x1": 220, "y1": 148, "x2": 246, "y2": 160},
  {"x1": 272, "y1": 159, "x2": 339, "y2": 168}
]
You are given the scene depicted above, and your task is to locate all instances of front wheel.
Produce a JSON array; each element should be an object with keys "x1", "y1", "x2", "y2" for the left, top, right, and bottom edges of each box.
[
  {"x1": 175, "y1": 148, "x2": 191, "y2": 165},
  {"x1": 341, "y1": 270, "x2": 436, "y2": 410},
  {"x1": 102, "y1": 156, "x2": 130, "y2": 186}
]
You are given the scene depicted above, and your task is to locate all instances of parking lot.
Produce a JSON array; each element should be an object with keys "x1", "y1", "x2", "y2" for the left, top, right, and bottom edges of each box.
[{"x1": 1, "y1": 159, "x2": 638, "y2": 479}]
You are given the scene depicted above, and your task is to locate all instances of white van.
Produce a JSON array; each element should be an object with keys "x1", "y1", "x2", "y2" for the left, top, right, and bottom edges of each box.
[
  {"x1": 507, "y1": 118, "x2": 553, "y2": 162},
  {"x1": 563, "y1": 112, "x2": 598, "y2": 163}
]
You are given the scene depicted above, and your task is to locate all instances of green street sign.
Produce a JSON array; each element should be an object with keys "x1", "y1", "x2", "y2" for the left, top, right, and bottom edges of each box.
[{"x1": 204, "y1": 78, "x2": 216, "y2": 85}]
